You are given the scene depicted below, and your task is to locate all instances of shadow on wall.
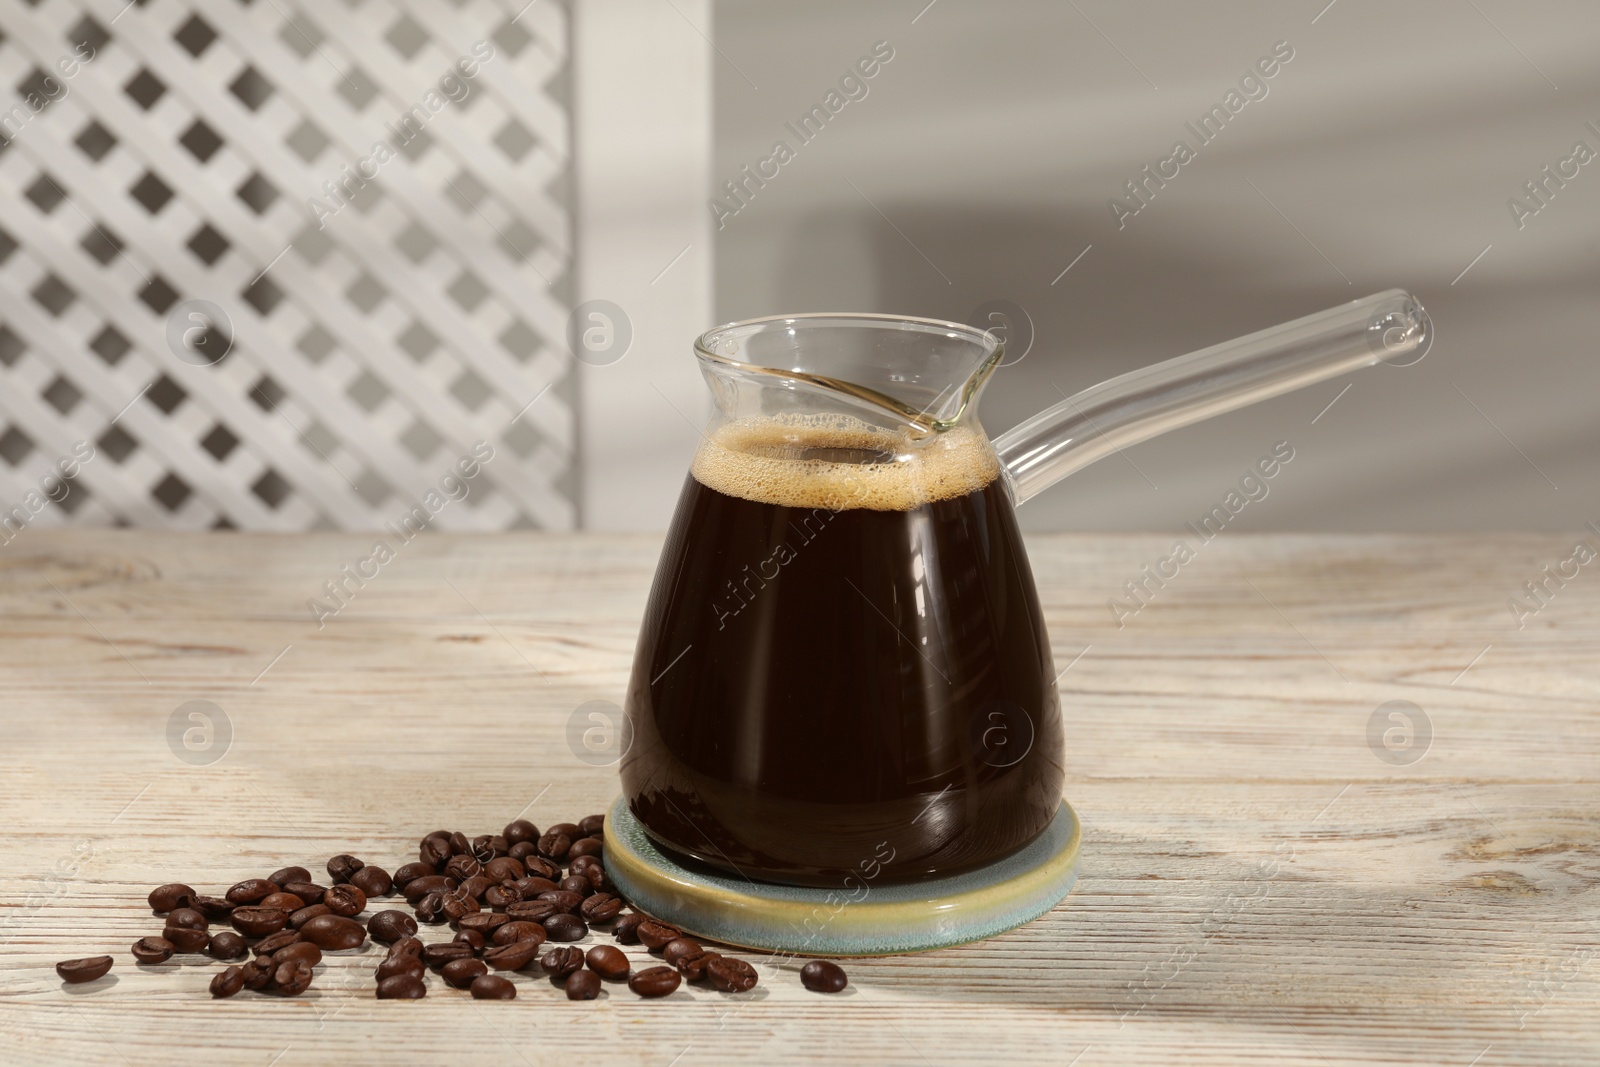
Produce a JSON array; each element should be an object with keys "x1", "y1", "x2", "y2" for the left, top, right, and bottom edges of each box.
[
  {"x1": 766, "y1": 202, "x2": 1372, "y2": 414},
  {"x1": 756, "y1": 205, "x2": 1600, "y2": 531}
]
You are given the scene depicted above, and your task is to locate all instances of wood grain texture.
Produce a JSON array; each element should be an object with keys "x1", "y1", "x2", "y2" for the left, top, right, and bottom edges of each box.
[{"x1": 0, "y1": 530, "x2": 1596, "y2": 1066}]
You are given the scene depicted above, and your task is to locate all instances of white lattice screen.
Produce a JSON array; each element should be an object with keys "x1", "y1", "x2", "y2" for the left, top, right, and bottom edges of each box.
[{"x1": 0, "y1": 0, "x2": 573, "y2": 532}]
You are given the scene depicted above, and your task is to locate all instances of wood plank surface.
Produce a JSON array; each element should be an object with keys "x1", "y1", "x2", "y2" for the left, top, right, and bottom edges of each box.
[{"x1": 1, "y1": 530, "x2": 1596, "y2": 1065}]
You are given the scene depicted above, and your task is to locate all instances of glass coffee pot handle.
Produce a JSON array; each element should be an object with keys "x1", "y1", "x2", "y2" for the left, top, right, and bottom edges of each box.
[{"x1": 992, "y1": 289, "x2": 1431, "y2": 504}]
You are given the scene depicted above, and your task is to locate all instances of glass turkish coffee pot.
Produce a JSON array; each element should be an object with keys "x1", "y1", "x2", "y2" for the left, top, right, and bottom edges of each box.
[{"x1": 619, "y1": 291, "x2": 1430, "y2": 887}]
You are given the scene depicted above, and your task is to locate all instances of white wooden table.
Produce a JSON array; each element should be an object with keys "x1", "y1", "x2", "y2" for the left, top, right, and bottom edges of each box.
[{"x1": 1, "y1": 531, "x2": 1596, "y2": 1065}]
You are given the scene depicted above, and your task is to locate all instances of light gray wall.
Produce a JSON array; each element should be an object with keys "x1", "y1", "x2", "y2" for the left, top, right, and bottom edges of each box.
[
  {"x1": 573, "y1": 0, "x2": 712, "y2": 531},
  {"x1": 712, "y1": 0, "x2": 1600, "y2": 532}
]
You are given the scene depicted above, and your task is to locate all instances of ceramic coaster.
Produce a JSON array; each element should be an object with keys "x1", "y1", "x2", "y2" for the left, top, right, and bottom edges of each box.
[{"x1": 602, "y1": 796, "x2": 1080, "y2": 956}]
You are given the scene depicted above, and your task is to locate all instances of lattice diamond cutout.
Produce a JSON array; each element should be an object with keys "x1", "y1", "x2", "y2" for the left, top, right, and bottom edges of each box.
[{"x1": 0, "y1": 0, "x2": 573, "y2": 532}]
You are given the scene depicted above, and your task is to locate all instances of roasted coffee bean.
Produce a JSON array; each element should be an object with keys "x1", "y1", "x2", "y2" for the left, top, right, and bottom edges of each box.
[
  {"x1": 208, "y1": 931, "x2": 247, "y2": 960},
  {"x1": 566, "y1": 969, "x2": 601, "y2": 1000},
  {"x1": 580, "y1": 893, "x2": 622, "y2": 924},
  {"x1": 190, "y1": 895, "x2": 235, "y2": 922},
  {"x1": 568, "y1": 855, "x2": 602, "y2": 876},
  {"x1": 239, "y1": 959, "x2": 272, "y2": 991},
  {"x1": 231, "y1": 906, "x2": 290, "y2": 937},
  {"x1": 706, "y1": 957, "x2": 759, "y2": 993},
  {"x1": 367, "y1": 910, "x2": 418, "y2": 945},
  {"x1": 422, "y1": 942, "x2": 476, "y2": 969},
  {"x1": 229, "y1": 961, "x2": 267, "y2": 996},
  {"x1": 422, "y1": 829, "x2": 453, "y2": 846},
  {"x1": 578, "y1": 813, "x2": 606, "y2": 837},
  {"x1": 164, "y1": 907, "x2": 206, "y2": 932},
  {"x1": 326, "y1": 854, "x2": 365, "y2": 883},
  {"x1": 482, "y1": 939, "x2": 541, "y2": 971},
  {"x1": 158, "y1": 934, "x2": 208, "y2": 964},
  {"x1": 637, "y1": 920, "x2": 682, "y2": 951},
  {"x1": 350, "y1": 866, "x2": 392, "y2": 898},
  {"x1": 471, "y1": 835, "x2": 505, "y2": 861},
  {"x1": 298, "y1": 914, "x2": 365, "y2": 950},
  {"x1": 210, "y1": 966, "x2": 245, "y2": 998},
  {"x1": 503, "y1": 818, "x2": 539, "y2": 845},
  {"x1": 441, "y1": 890, "x2": 479, "y2": 923},
  {"x1": 386, "y1": 936, "x2": 424, "y2": 960},
  {"x1": 443, "y1": 854, "x2": 481, "y2": 882},
  {"x1": 56, "y1": 956, "x2": 113, "y2": 983},
  {"x1": 415, "y1": 892, "x2": 447, "y2": 925},
  {"x1": 226, "y1": 879, "x2": 279, "y2": 905},
  {"x1": 392, "y1": 862, "x2": 434, "y2": 889},
  {"x1": 419, "y1": 836, "x2": 452, "y2": 870},
  {"x1": 542, "y1": 914, "x2": 587, "y2": 942},
  {"x1": 322, "y1": 884, "x2": 366, "y2": 918},
  {"x1": 458, "y1": 912, "x2": 509, "y2": 935},
  {"x1": 540, "y1": 945, "x2": 584, "y2": 979},
  {"x1": 131, "y1": 936, "x2": 174, "y2": 964},
  {"x1": 148, "y1": 883, "x2": 194, "y2": 914},
  {"x1": 507, "y1": 841, "x2": 537, "y2": 861},
  {"x1": 558, "y1": 876, "x2": 593, "y2": 898},
  {"x1": 448, "y1": 831, "x2": 472, "y2": 856},
  {"x1": 376, "y1": 974, "x2": 427, "y2": 999},
  {"x1": 262, "y1": 940, "x2": 312, "y2": 966},
  {"x1": 493, "y1": 921, "x2": 548, "y2": 949},
  {"x1": 629, "y1": 965, "x2": 681, "y2": 998},
  {"x1": 516, "y1": 876, "x2": 561, "y2": 897},
  {"x1": 375, "y1": 955, "x2": 426, "y2": 982},
  {"x1": 586, "y1": 945, "x2": 630, "y2": 980},
  {"x1": 281, "y1": 881, "x2": 325, "y2": 906},
  {"x1": 661, "y1": 938, "x2": 703, "y2": 967},
  {"x1": 506, "y1": 900, "x2": 558, "y2": 923},
  {"x1": 800, "y1": 959, "x2": 849, "y2": 992},
  {"x1": 614, "y1": 913, "x2": 645, "y2": 944},
  {"x1": 268, "y1": 941, "x2": 322, "y2": 969},
  {"x1": 162, "y1": 925, "x2": 210, "y2": 954},
  {"x1": 453, "y1": 929, "x2": 486, "y2": 953},
  {"x1": 259, "y1": 892, "x2": 305, "y2": 912},
  {"x1": 251, "y1": 934, "x2": 299, "y2": 959},
  {"x1": 458, "y1": 875, "x2": 494, "y2": 902},
  {"x1": 536, "y1": 831, "x2": 571, "y2": 861},
  {"x1": 483, "y1": 884, "x2": 520, "y2": 908},
  {"x1": 547, "y1": 821, "x2": 581, "y2": 837},
  {"x1": 568, "y1": 837, "x2": 604, "y2": 861},
  {"x1": 676, "y1": 950, "x2": 720, "y2": 982},
  {"x1": 441, "y1": 957, "x2": 489, "y2": 989},
  {"x1": 168, "y1": 908, "x2": 209, "y2": 934},
  {"x1": 289, "y1": 903, "x2": 331, "y2": 931},
  {"x1": 538, "y1": 890, "x2": 584, "y2": 914},
  {"x1": 268, "y1": 958, "x2": 315, "y2": 996},
  {"x1": 482, "y1": 857, "x2": 524, "y2": 883},
  {"x1": 523, "y1": 856, "x2": 562, "y2": 881},
  {"x1": 253, "y1": 930, "x2": 302, "y2": 957},
  {"x1": 404, "y1": 875, "x2": 456, "y2": 906},
  {"x1": 471, "y1": 974, "x2": 517, "y2": 1000},
  {"x1": 268, "y1": 866, "x2": 311, "y2": 887}
]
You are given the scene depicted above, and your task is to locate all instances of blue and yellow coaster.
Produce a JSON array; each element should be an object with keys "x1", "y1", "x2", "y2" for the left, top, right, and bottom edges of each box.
[{"x1": 602, "y1": 796, "x2": 1080, "y2": 956}]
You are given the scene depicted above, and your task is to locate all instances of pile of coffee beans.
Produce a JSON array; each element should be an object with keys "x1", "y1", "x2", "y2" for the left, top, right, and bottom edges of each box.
[{"x1": 59, "y1": 813, "x2": 849, "y2": 1000}]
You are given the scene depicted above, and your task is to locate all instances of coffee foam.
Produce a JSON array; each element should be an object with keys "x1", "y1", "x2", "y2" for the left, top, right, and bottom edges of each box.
[{"x1": 690, "y1": 414, "x2": 1000, "y2": 512}]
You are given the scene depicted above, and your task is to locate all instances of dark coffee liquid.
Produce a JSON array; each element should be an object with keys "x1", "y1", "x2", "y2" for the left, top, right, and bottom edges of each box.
[{"x1": 621, "y1": 458, "x2": 1063, "y2": 887}]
